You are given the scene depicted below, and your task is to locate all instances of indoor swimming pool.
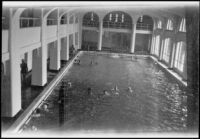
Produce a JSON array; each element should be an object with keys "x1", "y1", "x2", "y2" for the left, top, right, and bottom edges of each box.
[{"x1": 20, "y1": 52, "x2": 188, "y2": 134}]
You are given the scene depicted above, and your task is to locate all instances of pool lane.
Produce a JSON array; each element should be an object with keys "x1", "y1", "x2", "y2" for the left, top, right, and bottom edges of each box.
[{"x1": 21, "y1": 52, "x2": 188, "y2": 134}]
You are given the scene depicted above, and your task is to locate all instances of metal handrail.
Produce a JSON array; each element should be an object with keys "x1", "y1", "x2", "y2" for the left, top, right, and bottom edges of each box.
[
  {"x1": 2, "y1": 17, "x2": 9, "y2": 30},
  {"x1": 103, "y1": 21, "x2": 132, "y2": 29},
  {"x1": 47, "y1": 18, "x2": 57, "y2": 26},
  {"x1": 60, "y1": 19, "x2": 67, "y2": 24},
  {"x1": 82, "y1": 20, "x2": 99, "y2": 27},
  {"x1": 136, "y1": 23, "x2": 153, "y2": 31},
  {"x1": 20, "y1": 17, "x2": 40, "y2": 28}
]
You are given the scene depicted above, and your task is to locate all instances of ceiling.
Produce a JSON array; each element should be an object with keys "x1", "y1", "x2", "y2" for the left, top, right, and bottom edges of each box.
[{"x1": 2, "y1": 2, "x2": 199, "y2": 18}]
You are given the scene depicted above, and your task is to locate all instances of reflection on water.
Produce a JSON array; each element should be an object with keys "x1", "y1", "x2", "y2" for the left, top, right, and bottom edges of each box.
[{"x1": 21, "y1": 53, "x2": 188, "y2": 134}]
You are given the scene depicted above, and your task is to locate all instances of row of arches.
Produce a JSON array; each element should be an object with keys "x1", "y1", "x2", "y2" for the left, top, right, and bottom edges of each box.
[
  {"x1": 19, "y1": 8, "x2": 79, "y2": 27},
  {"x1": 2, "y1": 8, "x2": 186, "y2": 33},
  {"x1": 82, "y1": 11, "x2": 153, "y2": 30},
  {"x1": 82, "y1": 11, "x2": 186, "y2": 32},
  {"x1": 151, "y1": 35, "x2": 186, "y2": 75},
  {"x1": 1, "y1": 8, "x2": 79, "y2": 28}
]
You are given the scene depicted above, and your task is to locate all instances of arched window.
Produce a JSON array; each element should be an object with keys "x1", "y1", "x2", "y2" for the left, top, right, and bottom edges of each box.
[
  {"x1": 109, "y1": 13, "x2": 112, "y2": 21},
  {"x1": 60, "y1": 15, "x2": 67, "y2": 24},
  {"x1": 136, "y1": 15, "x2": 153, "y2": 31},
  {"x1": 179, "y1": 18, "x2": 186, "y2": 32},
  {"x1": 69, "y1": 15, "x2": 74, "y2": 24},
  {"x1": 166, "y1": 19, "x2": 173, "y2": 30},
  {"x1": 154, "y1": 35, "x2": 160, "y2": 56},
  {"x1": 103, "y1": 11, "x2": 132, "y2": 29},
  {"x1": 115, "y1": 14, "x2": 118, "y2": 22},
  {"x1": 47, "y1": 10, "x2": 58, "y2": 26},
  {"x1": 162, "y1": 38, "x2": 172, "y2": 63},
  {"x1": 174, "y1": 41, "x2": 186, "y2": 72},
  {"x1": 157, "y1": 20, "x2": 162, "y2": 29},
  {"x1": 121, "y1": 14, "x2": 124, "y2": 23},
  {"x1": 20, "y1": 8, "x2": 41, "y2": 28},
  {"x1": 2, "y1": 8, "x2": 9, "y2": 30},
  {"x1": 82, "y1": 12, "x2": 99, "y2": 27}
]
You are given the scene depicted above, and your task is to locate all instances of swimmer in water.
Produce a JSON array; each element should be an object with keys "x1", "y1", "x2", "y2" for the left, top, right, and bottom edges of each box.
[
  {"x1": 128, "y1": 86, "x2": 133, "y2": 93},
  {"x1": 32, "y1": 109, "x2": 41, "y2": 117},
  {"x1": 74, "y1": 59, "x2": 80, "y2": 65},
  {"x1": 67, "y1": 81, "x2": 72, "y2": 88},
  {"x1": 103, "y1": 90, "x2": 110, "y2": 96},
  {"x1": 90, "y1": 60, "x2": 93, "y2": 65},
  {"x1": 111, "y1": 85, "x2": 119, "y2": 95},
  {"x1": 87, "y1": 87, "x2": 92, "y2": 96},
  {"x1": 43, "y1": 104, "x2": 49, "y2": 112}
]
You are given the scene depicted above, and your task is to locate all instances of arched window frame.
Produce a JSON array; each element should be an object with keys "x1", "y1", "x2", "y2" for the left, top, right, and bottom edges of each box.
[
  {"x1": 179, "y1": 18, "x2": 186, "y2": 32},
  {"x1": 157, "y1": 20, "x2": 162, "y2": 29},
  {"x1": 166, "y1": 19, "x2": 173, "y2": 30}
]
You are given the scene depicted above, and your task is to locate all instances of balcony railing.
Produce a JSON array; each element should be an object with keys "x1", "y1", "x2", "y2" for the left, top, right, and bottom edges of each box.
[
  {"x1": 82, "y1": 20, "x2": 99, "y2": 27},
  {"x1": 2, "y1": 17, "x2": 9, "y2": 30},
  {"x1": 103, "y1": 21, "x2": 132, "y2": 29},
  {"x1": 60, "y1": 19, "x2": 67, "y2": 25},
  {"x1": 47, "y1": 18, "x2": 57, "y2": 26},
  {"x1": 136, "y1": 23, "x2": 153, "y2": 31},
  {"x1": 20, "y1": 17, "x2": 40, "y2": 28}
]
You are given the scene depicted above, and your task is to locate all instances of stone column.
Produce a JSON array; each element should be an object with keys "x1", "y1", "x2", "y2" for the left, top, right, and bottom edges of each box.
[
  {"x1": 79, "y1": 15, "x2": 83, "y2": 50},
  {"x1": 60, "y1": 37, "x2": 68, "y2": 61},
  {"x1": 97, "y1": 19, "x2": 103, "y2": 51},
  {"x1": 73, "y1": 32, "x2": 76, "y2": 49},
  {"x1": 169, "y1": 37, "x2": 176, "y2": 69},
  {"x1": 6, "y1": 8, "x2": 22, "y2": 117},
  {"x1": 25, "y1": 51, "x2": 32, "y2": 71},
  {"x1": 150, "y1": 34, "x2": 155, "y2": 55},
  {"x1": 48, "y1": 9, "x2": 61, "y2": 70},
  {"x1": 49, "y1": 41, "x2": 60, "y2": 70},
  {"x1": 66, "y1": 35, "x2": 69, "y2": 60},
  {"x1": 31, "y1": 8, "x2": 47, "y2": 86},
  {"x1": 130, "y1": 23, "x2": 136, "y2": 53},
  {"x1": 158, "y1": 33, "x2": 164, "y2": 61}
]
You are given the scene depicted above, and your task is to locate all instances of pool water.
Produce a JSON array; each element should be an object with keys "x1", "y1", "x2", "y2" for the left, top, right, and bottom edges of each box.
[{"x1": 22, "y1": 52, "x2": 188, "y2": 133}]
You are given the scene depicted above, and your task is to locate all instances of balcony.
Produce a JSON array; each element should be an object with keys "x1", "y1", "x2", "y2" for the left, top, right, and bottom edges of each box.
[
  {"x1": 2, "y1": 17, "x2": 9, "y2": 30},
  {"x1": 82, "y1": 20, "x2": 99, "y2": 28},
  {"x1": 20, "y1": 17, "x2": 41, "y2": 28},
  {"x1": 47, "y1": 19, "x2": 57, "y2": 26},
  {"x1": 103, "y1": 21, "x2": 132, "y2": 29},
  {"x1": 136, "y1": 23, "x2": 153, "y2": 31},
  {"x1": 60, "y1": 19, "x2": 67, "y2": 25}
]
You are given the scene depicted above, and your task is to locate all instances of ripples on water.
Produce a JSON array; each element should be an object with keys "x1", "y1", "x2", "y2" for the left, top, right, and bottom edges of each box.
[{"x1": 22, "y1": 54, "x2": 188, "y2": 133}]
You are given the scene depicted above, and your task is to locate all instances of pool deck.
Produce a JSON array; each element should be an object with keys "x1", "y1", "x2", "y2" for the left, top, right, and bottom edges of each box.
[
  {"x1": 5, "y1": 51, "x2": 83, "y2": 134},
  {"x1": 4, "y1": 50, "x2": 187, "y2": 135}
]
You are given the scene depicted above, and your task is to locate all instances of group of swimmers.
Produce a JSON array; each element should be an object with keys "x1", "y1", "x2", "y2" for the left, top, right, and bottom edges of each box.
[
  {"x1": 74, "y1": 57, "x2": 98, "y2": 66},
  {"x1": 87, "y1": 85, "x2": 134, "y2": 98}
]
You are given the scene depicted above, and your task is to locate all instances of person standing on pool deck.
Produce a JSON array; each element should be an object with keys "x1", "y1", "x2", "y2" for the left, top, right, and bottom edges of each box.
[
  {"x1": 20, "y1": 59, "x2": 28, "y2": 86},
  {"x1": 58, "y1": 81, "x2": 65, "y2": 127}
]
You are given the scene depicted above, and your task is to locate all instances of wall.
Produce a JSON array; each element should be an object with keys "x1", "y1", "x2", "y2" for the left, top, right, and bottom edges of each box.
[
  {"x1": 82, "y1": 30, "x2": 98, "y2": 43},
  {"x1": 59, "y1": 25, "x2": 67, "y2": 37},
  {"x1": 185, "y1": 6, "x2": 199, "y2": 130},
  {"x1": 16, "y1": 27, "x2": 41, "y2": 48},
  {"x1": 135, "y1": 34, "x2": 151, "y2": 52},
  {"x1": 2, "y1": 30, "x2": 9, "y2": 54},
  {"x1": 69, "y1": 34, "x2": 74, "y2": 48},
  {"x1": 102, "y1": 31, "x2": 131, "y2": 51}
]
